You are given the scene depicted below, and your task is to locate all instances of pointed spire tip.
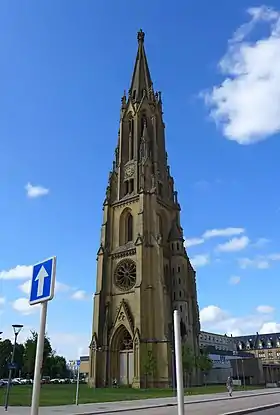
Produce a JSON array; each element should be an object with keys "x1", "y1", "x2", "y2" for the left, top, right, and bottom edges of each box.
[{"x1": 137, "y1": 29, "x2": 145, "y2": 43}]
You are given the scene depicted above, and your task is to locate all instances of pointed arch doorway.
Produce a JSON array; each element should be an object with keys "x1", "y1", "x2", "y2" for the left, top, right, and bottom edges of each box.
[{"x1": 111, "y1": 325, "x2": 134, "y2": 385}]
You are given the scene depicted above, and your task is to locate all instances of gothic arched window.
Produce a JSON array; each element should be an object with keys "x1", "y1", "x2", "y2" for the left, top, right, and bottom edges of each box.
[
  {"x1": 126, "y1": 213, "x2": 133, "y2": 243},
  {"x1": 128, "y1": 119, "x2": 134, "y2": 160},
  {"x1": 119, "y1": 208, "x2": 133, "y2": 246},
  {"x1": 141, "y1": 113, "x2": 147, "y2": 135}
]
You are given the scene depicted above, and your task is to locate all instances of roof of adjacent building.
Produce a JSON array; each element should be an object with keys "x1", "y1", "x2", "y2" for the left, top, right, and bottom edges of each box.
[
  {"x1": 233, "y1": 332, "x2": 280, "y2": 350},
  {"x1": 200, "y1": 330, "x2": 233, "y2": 338}
]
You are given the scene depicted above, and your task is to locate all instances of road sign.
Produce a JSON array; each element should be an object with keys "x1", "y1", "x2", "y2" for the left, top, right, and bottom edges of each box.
[
  {"x1": 76, "y1": 360, "x2": 81, "y2": 367},
  {"x1": 7, "y1": 363, "x2": 17, "y2": 370},
  {"x1": 29, "y1": 257, "x2": 57, "y2": 306}
]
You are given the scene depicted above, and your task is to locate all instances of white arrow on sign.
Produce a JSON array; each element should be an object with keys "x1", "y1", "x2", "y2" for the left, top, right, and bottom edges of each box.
[{"x1": 34, "y1": 265, "x2": 49, "y2": 297}]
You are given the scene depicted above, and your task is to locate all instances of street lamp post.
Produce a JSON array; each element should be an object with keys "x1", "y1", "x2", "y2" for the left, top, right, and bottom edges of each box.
[
  {"x1": 241, "y1": 359, "x2": 245, "y2": 389},
  {"x1": 4, "y1": 324, "x2": 23, "y2": 411}
]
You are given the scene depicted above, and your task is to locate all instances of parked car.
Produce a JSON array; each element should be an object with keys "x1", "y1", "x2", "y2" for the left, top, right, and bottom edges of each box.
[{"x1": 11, "y1": 379, "x2": 21, "y2": 385}]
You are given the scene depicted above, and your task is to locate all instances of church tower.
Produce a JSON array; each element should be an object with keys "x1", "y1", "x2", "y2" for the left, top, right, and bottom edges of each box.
[{"x1": 89, "y1": 30, "x2": 200, "y2": 388}]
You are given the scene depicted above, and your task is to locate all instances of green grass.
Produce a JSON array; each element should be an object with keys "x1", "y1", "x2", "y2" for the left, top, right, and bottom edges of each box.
[{"x1": 0, "y1": 384, "x2": 262, "y2": 407}]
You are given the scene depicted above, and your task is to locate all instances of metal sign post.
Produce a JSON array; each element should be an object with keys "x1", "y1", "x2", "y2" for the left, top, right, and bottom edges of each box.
[
  {"x1": 75, "y1": 360, "x2": 81, "y2": 405},
  {"x1": 29, "y1": 257, "x2": 57, "y2": 415},
  {"x1": 174, "y1": 310, "x2": 184, "y2": 415}
]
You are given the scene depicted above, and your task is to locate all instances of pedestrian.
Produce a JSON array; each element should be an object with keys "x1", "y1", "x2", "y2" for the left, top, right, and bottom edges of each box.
[{"x1": 226, "y1": 376, "x2": 233, "y2": 397}]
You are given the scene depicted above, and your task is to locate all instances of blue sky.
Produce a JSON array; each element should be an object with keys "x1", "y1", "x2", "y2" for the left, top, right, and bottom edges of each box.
[{"x1": 1, "y1": 0, "x2": 280, "y2": 359}]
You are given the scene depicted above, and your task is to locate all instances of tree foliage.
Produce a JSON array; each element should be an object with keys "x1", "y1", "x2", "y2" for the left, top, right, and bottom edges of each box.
[
  {"x1": 181, "y1": 344, "x2": 213, "y2": 387},
  {"x1": 182, "y1": 344, "x2": 195, "y2": 375},
  {"x1": 142, "y1": 348, "x2": 157, "y2": 388},
  {"x1": 0, "y1": 339, "x2": 13, "y2": 378},
  {"x1": 196, "y1": 349, "x2": 213, "y2": 374},
  {"x1": 181, "y1": 343, "x2": 196, "y2": 387},
  {"x1": 23, "y1": 331, "x2": 53, "y2": 378},
  {"x1": 0, "y1": 331, "x2": 69, "y2": 379}
]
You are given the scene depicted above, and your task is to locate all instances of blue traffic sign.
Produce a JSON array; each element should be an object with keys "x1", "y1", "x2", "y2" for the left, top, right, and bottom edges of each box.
[
  {"x1": 29, "y1": 257, "x2": 57, "y2": 306},
  {"x1": 8, "y1": 363, "x2": 17, "y2": 370},
  {"x1": 76, "y1": 360, "x2": 81, "y2": 367}
]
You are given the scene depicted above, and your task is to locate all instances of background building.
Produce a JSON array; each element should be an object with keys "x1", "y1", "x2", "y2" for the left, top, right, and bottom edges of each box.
[
  {"x1": 199, "y1": 331, "x2": 261, "y2": 384},
  {"x1": 199, "y1": 331, "x2": 236, "y2": 352},
  {"x1": 233, "y1": 332, "x2": 280, "y2": 363},
  {"x1": 233, "y1": 332, "x2": 280, "y2": 383}
]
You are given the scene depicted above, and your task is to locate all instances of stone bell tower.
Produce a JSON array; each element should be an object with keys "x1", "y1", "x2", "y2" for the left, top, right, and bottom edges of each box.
[{"x1": 89, "y1": 30, "x2": 200, "y2": 388}]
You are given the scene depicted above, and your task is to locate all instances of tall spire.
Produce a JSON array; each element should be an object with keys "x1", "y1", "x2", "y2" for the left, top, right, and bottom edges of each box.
[{"x1": 129, "y1": 29, "x2": 153, "y2": 101}]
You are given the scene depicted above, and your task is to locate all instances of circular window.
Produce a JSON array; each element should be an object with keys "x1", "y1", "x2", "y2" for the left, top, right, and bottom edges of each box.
[{"x1": 115, "y1": 259, "x2": 136, "y2": 291}]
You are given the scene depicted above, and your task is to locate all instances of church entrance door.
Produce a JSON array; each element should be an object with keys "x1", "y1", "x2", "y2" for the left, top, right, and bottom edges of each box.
[{"x1": 117, "y1": 327, "x2": 134, "y2": 385}]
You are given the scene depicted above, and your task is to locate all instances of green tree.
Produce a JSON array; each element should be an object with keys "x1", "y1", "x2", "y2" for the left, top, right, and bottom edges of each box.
[
  {"x1": 44, "y1": 355, "x2": 68, "y2": 378},
  {"x1": 23, "y1": 331, "x2": 53, "y2": 378},
  {"x1": 0, "y1": 339, "x2": 25, "y2": 378},
  {"x1": 14, "y1": 343, "x2": 25, "y2": 377},
  {"x1": 182, "y1": 344, "x2": 195, "y2": 387},
  {"x1": 196, "y1": 349, "x2": 213, "y2": 385},
  {"x1": 143, "y1": 349, "x2": 157, "y2": 389},
  {"x1": 0, "y1": 339, "x2": 13, "y2": 378}
]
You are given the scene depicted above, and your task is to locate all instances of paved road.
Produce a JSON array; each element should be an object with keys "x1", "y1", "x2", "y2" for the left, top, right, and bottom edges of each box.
[
  {"x1": 250, "y1": 409, "x2": 280, "y2": 415},
  {"x1": 98, "y1": 395, "x2": 280, "y2": 415},
  {"x1": 0, "y1": 388, "x2": 279, "y2": 414}
]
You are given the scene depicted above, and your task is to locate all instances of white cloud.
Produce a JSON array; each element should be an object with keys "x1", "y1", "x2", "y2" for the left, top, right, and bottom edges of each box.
[
  {"x1": 203, "y1": 227, "x2": 245, "y2": 239},
  {"x1": 190, "y1": 254, "x2": 209, "y2": 268},
  {"x1": 203, "y1": 6, "x2": 280, "y2": 144},
  {"x1": 200, "y1": 305, "x2": 228, "y2": 324},
  {"x1": 259, "y1": 322, "x2": 280, "y2": 334},
  {"x1": 268, "y1": 253, "x2": 280, "y2": 261},
  {"x1": 200, "y1": 304, "x2": 280, "y2": 336},
  {"x1": 238, "y1": 253, "x2": 280, "y2": 269},
  {"x1": 25, "y1": 182, "x2": 49, "y2": 198},
  {"x1": 0, "y1": 265, "x2": 32, "y2": 280},
  {"x1": 184, "y1": 237, "x2": 204, "y2": 248},
  {"x1": 49, "y1": 332, "x2": 90, "y2": 360},
  {"x1": 0, "y1": 297, "x2": 5, "y2": 305},
  {"x1": 71, "y1": 290, "x2": 87, "y2": 301},
  {"x1": 184, "y1": 227, "x2": 246, "y2": 251},
  {"x1": 256, "y1": 305, "x2": 274, "y2": 314},
  {"x1": 238, "y1": 257, "x2": 269, "y2": 269},
  {"x1": 229, "y1": 275, "x2": 241, "y2": 285},
  {"x1": 18, "y1": 280, "x2": 70, "y2": 296},
  {"x1": 216, "y1": 236, "x2": 249, "y2": 252},
  {"x1": 252, "y1": 238, "x2": 270, "y2": 248},
  {"x1": 12, "y1": 298, "x2": 39, "y2": 315}
]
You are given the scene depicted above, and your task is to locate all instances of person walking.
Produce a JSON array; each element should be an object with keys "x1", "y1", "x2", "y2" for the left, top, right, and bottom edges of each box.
[{"x1": 226, "y1": 376, "x2": 233, "y2": 397}]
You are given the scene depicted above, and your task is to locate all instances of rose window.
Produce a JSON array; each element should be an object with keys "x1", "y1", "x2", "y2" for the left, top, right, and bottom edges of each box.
[{"x1": 114, "y1": 260, "x2": 136, "y2": 291}]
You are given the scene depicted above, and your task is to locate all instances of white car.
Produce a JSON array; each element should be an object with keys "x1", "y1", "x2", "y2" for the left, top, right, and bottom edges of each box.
[{"x1": 11, "y1": 379, "x2": 21, "y2": 385}]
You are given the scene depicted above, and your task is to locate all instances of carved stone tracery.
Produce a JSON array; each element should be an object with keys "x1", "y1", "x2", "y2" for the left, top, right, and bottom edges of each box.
[{"x1": 114, "y1": 259, "x2": 137, "y2": 291}]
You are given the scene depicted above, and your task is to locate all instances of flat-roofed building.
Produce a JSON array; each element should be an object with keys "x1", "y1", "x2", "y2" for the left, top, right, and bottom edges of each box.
[
  {"x1": 199, "y1": 331, "x2": 236, "y2": 352},
  {"x1": 79, "y1": 355, "x2": 90, "y2": 380}
]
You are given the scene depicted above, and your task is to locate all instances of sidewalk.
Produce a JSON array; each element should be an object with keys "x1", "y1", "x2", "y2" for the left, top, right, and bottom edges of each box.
[{"x1": 0, "y1": 387, "x2": 279, "y2": 415}]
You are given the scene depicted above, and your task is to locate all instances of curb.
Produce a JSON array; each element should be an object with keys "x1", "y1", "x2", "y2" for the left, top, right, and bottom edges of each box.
[
  {"x1": 73, "y1": 390, "x2": 280, "y2": 415},
  {"x1": 221, "y1": 402, "x2": 280, "y2": 415}
]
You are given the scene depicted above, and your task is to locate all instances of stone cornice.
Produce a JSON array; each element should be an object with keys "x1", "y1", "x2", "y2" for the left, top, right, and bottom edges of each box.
[
  {"x1": 110, "y1": 248, "x2": 136, "y2": 259},
  {"x1": 112, "y1": 195, "x2": 139, "y2": 209}
]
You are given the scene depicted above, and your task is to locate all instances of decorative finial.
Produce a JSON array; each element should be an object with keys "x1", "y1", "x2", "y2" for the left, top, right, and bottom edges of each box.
[{"x1": 137, "y1": 29, "x2": 145, "y2": 43}]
